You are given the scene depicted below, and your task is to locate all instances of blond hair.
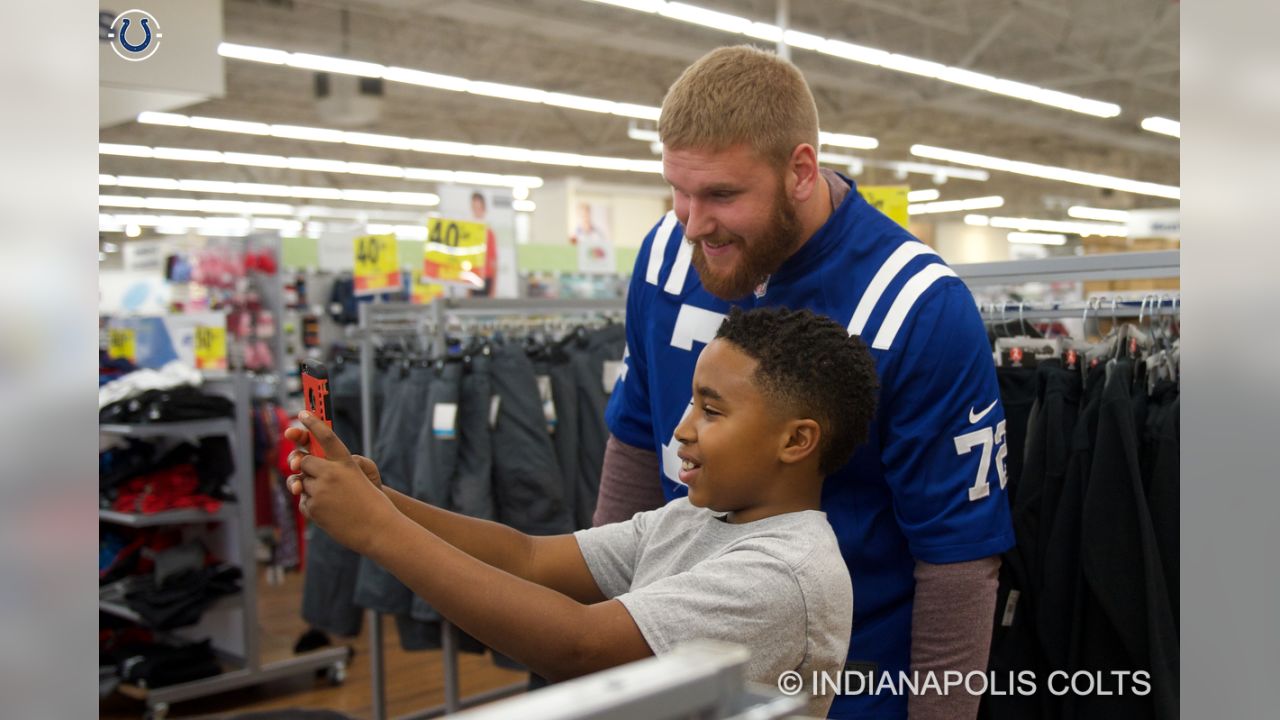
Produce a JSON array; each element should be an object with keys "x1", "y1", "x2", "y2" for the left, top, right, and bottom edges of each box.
[{"x1": 659, "y1": 45, "x2": 820, "y2": 168}]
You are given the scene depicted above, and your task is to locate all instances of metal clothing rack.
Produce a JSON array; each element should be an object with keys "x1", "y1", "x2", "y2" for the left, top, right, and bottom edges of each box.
[
  {"x1": 978, "y1": 296, "x2": 1182, "y2": 322},
  {"x1": 356, "y1": 298, "x2": 626, "y2": 720},
  {"x1": 952, "y1": 249, "x2": 1180, "y2": 286},
  {"x1": 100, "y1": 373, "x2": 350, "y2": 720}
]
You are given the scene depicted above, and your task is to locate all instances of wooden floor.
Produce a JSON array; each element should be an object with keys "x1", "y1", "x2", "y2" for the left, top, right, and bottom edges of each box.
[{"x1": 100, "y1": 569, "x2": 529, "y2": 719}]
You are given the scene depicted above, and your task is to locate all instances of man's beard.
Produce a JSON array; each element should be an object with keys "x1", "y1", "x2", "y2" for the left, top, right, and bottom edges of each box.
[{"x1": 689, "y1": 190, "x2": 804, "y2": 300}]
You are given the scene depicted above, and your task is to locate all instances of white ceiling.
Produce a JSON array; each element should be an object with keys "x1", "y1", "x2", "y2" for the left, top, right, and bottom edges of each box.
[{"x1": 99, "y1": 0, "x2": 1180, "y2": 224}]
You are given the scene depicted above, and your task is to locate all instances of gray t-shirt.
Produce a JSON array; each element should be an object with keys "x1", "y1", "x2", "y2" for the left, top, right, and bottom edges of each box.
[{"x1": 574, "y1": 498, "x2": 852, "y2": 718}]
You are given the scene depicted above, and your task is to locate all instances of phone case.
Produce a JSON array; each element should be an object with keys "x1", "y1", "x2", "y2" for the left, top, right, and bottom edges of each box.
[{"x1": 300, "y1": 360, "x2": 332, "y2": 459}]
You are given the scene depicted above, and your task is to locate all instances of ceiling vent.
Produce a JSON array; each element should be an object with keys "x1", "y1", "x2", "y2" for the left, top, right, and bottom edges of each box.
[{"x1": 314, "y1": 71, "x2": 384, "y2": 127}]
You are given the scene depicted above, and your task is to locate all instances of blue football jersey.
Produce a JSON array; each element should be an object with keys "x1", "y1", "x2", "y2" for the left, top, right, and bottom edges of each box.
[{"x1": 605, "y1": 175, "x2": 1015, "y2": 718}]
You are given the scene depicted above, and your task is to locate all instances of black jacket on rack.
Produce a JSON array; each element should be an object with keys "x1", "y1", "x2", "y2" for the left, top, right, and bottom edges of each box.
[{"x1": 1075, "y1": 361, "x2": 1178, "y2": 720}]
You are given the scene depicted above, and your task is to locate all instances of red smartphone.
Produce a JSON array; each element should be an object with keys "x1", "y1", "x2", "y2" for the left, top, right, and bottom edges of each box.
[{"x1": 300, "y1": 360, "x2": 333, "y2": 459}]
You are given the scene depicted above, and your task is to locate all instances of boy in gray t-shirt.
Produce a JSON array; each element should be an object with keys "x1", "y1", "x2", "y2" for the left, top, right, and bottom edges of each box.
[{"x1": 285, "y1": 307, "x2": 878, "y2": 718}]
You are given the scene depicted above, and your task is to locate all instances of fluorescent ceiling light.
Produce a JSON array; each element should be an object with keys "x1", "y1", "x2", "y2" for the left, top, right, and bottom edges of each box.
[
  {"x1": 152, "y1": 147, "x2": 224, "y2": 163},
  {"x1": 819, "y1": 131, "x2": 879, "y2": 151},
  {"x1": 817, "y1": 153, "x2": 989, "y2": 182},
  {"x1": 1067, "y1": 206, "x2": 1131, "y2": 222},
  {"x1": 583, "y1": 0, "x2": 662, "y2": 11},
  {"x1": 382, "y1": 67, "x2": 470, "y2": 92},
  {"x1": 612, "y1": 103, "x2": 662, "y2": 121},
  {"x1": 907, "y1": 189, "x2": 940, "y2": 202},
  {"x1": 101, "y1": 142, "x2": 543, "y2": 189},
  {"x1": 513, "y1": 186, "x2": 530, "y2": 200},
  {"x1": 468, "y1": 81, "x2": 547, "y2": 104},
  {"x1": 133, "y1": 112, "x2": 659, "y2": 175},
  {"x1": 101, "y1": 174, "x2": 440, "y2": 207},
  {"x1": 286, "y1": 52, "x2": 384, "y2": 78},
  {"x1": 782, "y1": 30, "x2": 825, "y2": 51},
  {"x1": 1008, "y1": 232, "x2": 1067, "y2": 246},
  {"x1": 114, "y1": 176, "x2": 180, "y2": 190},
  {"x1": 908, "y1": 196, "x2": 1004, "y2": 215},
  {"x1": 222, "y1": 151, "x2": 291, "y2": 168},
  {"x1": 218, "y1": 42, "x2": 289, "y2": 64},
  {"x1": 137, "y1": 111, "x2": 190, "y2": 127},
  {"x1": 270, "y1": 124, "x2": 347, "y2": 143},
  {"x1": 574, "y1": 0, "x2": 1120, "y2": 118},
  {"x1": 99, "y1": 143, "x2": 154, "y2": 158},
  {"x1": 189, "y1": 116, "x2": 271, "y2": 135},
  {"x1": 1141, "y1": 116, "x2": 1180, "y2": 138},
  {"x1": 911, "y1": 144, "x2": 1180, "y2": 199},
  {"x1": 965, "y1": 214, "x2": 1128, "y2": 237},
  {"x1": 512, "y1": 199, "x2": 537, "y2": 212},
  {"x1": 659, "y1": 2, "x2": 751, "y2": 32},
  {"x1": 627, "y1": 127, "x2": 661, "y2": 143},
  {"x1": 545, "y1": 92, "x2": 618, "y2": 114},
  {"x1": 744, "y1": 23, "x2": 783, "y2": 42},
  {"x1": 99, "y1": 195, "x2": 295, "y2": 215}
]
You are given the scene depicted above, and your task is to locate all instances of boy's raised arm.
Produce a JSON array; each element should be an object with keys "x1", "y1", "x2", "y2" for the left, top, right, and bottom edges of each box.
[{"x1": 289, "y1": 412, "x2": 654, "y2": 680}]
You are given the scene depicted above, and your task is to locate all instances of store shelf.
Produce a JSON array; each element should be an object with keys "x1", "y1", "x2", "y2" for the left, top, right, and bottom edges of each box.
[
  {"x1": 99, "y1": 504, "x2": 235, "y2": 527},
  {"x1": 99, "y1": 418, "x2": 235, "y2": 438},
  {"x1": 99, "y1": 593, "x2": 240, "y2": 626}
]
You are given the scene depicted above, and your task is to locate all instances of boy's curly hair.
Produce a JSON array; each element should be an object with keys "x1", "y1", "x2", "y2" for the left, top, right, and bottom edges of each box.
[{"x1": 715, "y1": 306, "x2": 879, "y2": 475}]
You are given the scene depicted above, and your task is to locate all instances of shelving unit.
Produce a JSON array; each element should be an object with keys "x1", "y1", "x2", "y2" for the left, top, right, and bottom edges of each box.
[
  {"x1": 99, "y1": 505, "x2": 238, "y2": 527},
  {"x1": 100, "y1": 373, "x2": 349, "y2": 720}
]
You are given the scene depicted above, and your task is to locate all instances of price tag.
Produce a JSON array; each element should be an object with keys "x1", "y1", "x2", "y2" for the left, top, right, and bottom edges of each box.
[
  {"x1": 108, "y1": 328, "x2": 136, "y2": 362},
  {"x1": 194, "y1": 325, "x2": 228, "y2": 371},
  {"x1": 353, "y1": 234, "x2": 402, "y2": 295},
  {"x1": 410, "y1": 269, "x2": 446, "y2": 305},
  {"x1": 424, "y1": 218, "x2": 487, "y2": 286},
  {"x1": 860, "y1": 185, "x2": 910, "y2": 228}
]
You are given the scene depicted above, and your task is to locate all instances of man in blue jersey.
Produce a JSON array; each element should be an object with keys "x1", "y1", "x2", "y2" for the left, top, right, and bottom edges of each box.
[{"x1": 596, "y1": 45, "x2": 1015, "y2": 719}]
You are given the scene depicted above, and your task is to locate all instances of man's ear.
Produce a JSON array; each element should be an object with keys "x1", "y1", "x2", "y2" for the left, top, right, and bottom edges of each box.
[
  {"x1": 778, "y1": 418, "x2": 822, "y2": 466},
  {"x1": 788, "y1": 143, "x2": 820, "y2": 204}
]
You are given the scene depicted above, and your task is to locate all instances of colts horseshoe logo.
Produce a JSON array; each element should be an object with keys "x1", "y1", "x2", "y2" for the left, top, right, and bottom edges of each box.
[{"x1": 106, "y1": 9, "x2": 163, "y2": 62}]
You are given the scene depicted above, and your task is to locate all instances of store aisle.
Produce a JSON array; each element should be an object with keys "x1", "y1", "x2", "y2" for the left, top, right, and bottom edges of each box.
[{"x1": 100, "y1": 569, "x2": 529, "y2": 719}]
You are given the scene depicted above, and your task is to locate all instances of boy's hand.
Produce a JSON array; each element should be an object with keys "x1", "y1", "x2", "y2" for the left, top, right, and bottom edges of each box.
[
  {"x1": 285, "y1": 425, "x2": 382, "y2": 489},
  {"x1": 287, "y1": 411, "x2": 397, "y2": 555}
]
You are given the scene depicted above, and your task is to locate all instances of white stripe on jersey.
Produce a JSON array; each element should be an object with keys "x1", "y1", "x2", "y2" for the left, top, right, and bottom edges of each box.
[
  {"x1": 664, "y1": 236, "x2": 694, "y2": 295},
  {"x1": 872, "y1": 264, "x2": 958, "y2": 350},
  {"x1": 645, "y1": 212, "x2": 679, "y2": 286},
  {"x1": 847, "y1": 242, "x2": 938, "y2": 337}
]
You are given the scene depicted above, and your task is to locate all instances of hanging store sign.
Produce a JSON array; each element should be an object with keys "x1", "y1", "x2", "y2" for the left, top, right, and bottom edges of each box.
[
  {"x1": 353, "y1": 233, "x2": 402, "y2": 295},
  {"x1": 193, "y1": 325, "x2": 228, "y2": 371},
  {"x1": 424, "y1": 218, "x2": 487, "y2": 286},
  {"x1": 860, "y1": 185, "x2": 910, "y2": 228},
  {"x1": 108, "y1": 328, "x2": 137, "y2": 362}
]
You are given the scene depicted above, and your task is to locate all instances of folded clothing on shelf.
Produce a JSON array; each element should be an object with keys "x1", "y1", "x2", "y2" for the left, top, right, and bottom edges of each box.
[
  {"x1": 110, "y1": 464, "x2": 224, "y2": 515},
  {"x1": 99, "y1": 360, "x2": 204, "y2": 409},
  {"x1": 100, "y1": 385, "x2": 235, "y2": 424},
  {"x1": 101, "y1": 563, "x2": 242, "y2": 630}
]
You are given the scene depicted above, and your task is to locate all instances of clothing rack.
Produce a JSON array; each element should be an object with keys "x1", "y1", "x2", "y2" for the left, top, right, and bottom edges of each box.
[
  {"x1": 978, "y1": 296, "x2": 1181, "y2": 321},
  {"x1": 952, "y1": 249, "x2": 1180, "y2": 286},
  {"x1": 100, "y1": 373, "x2": 350, "y2": 720},
  {"x1": 356, "y1": 298, "x2": 626, "y2": 720}
]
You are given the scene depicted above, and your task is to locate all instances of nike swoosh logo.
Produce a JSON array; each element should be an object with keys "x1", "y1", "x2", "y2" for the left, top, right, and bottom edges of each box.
[{"x1": 969, "y1": 399, "x2": 998, "y2": 424}]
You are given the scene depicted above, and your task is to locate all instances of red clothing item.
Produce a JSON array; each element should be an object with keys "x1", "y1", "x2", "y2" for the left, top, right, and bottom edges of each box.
[{"x1": 112, "y1": 465, "x2": 222, "y2": 515}]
